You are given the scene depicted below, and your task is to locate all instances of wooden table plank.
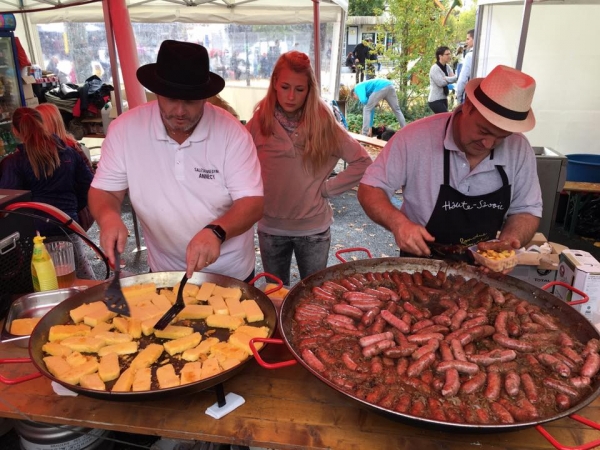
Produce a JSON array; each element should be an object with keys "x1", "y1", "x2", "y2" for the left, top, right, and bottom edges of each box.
[{"x1": 0, "y1": 339, "x2": 598, "y2": 449}]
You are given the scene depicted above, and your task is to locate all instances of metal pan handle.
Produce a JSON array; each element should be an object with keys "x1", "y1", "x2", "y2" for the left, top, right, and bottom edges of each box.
[
  {"x1": 0, "y1": 357, "x2": 43, "y2": 384},
  {"x1": 249, "y1": 338, "x2": 297, "y2": 369},
  {"x1": 541, "y1": 281, "x2": 589, "y2": 306},
  {"x1": 247, "y1": 272, "x2": 283, "y2": 296},
  {"x1": 536, "y1": 414, "x2": 600, "y2": 449},
  {"x1": 335, "y1": 247, "x2": 373, "y2": 263}
]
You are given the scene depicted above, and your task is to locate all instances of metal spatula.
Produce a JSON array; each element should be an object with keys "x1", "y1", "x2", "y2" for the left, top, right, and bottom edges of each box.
[
  {"x1": 103, "y1": 245, "x2": 131, "y2": 316},
  {"x1": 153, "y1": 274, "x2": 188, "y2": 330}
]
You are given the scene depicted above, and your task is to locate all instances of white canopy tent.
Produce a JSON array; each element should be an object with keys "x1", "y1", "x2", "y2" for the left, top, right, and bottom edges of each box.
[
  {"x1": 8, "y1": 0, "x2": 348, "y2": 119},
  {"x1": 474, "y1": 0, "x2": 600, "y2": 156}
]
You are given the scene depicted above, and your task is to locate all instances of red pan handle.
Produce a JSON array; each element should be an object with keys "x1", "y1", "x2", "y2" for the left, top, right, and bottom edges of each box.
[
  {"x1": 0, "y1": 357, "x2": 43, "y2": 384},
  {"x1": 249, "y1": 338, "x2": 297, "y2": 369},
  {"x1": 541, "y1": 281, "x2": 589, "y2": 306},
  {"x1": 248, "y1": 272, "x2": 284, "y2": 296},
  {"x1": 536, "y1": 414, "x2": 600, "y2": 449},
  {"x1": 335, "y1": 247, "x2": 373, "y2": 263}
]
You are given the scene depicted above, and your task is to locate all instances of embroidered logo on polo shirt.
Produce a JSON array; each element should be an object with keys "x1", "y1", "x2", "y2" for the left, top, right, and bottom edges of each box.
[{"x1": 195, "y1": 167, "x2": 219, "y2": 180}]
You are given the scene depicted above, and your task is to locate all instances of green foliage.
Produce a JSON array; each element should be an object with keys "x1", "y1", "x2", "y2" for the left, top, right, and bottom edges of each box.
[
  {"x1": 349, "y1": 0, "x2": 386, "y2": 16},
  {"x1": 446, "y1": 4, "x2": 477, "y2": 45}
]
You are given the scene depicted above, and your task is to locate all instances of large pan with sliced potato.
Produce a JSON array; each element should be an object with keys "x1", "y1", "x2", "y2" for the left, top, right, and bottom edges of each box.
[{"x1": 26, "y1": 271, "x2": 277, "y2": 401}]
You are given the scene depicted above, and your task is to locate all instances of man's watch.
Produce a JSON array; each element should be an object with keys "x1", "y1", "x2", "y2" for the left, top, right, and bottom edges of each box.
[{"x1": 204, "y1": 224, "x2": 226, "y2": 243}]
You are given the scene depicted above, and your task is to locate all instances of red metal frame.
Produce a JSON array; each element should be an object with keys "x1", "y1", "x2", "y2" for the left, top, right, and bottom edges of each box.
[{"x1": 0, "y1": 357, "x2": 41, "y2": 384}]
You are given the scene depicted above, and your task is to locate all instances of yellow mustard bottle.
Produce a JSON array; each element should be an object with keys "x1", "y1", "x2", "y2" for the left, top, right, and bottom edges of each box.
[{"x1": 31, "y1": 235, "x2": 58, "y2": 292}]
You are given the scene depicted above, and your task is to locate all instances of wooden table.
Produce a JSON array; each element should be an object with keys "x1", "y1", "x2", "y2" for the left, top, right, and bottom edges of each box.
[
  {"x1": 562, "y1": 181, "x2": 600, "y2": 238},
  {"x1": 1, "y1": 339, "x2": 599, "y2": 450}
]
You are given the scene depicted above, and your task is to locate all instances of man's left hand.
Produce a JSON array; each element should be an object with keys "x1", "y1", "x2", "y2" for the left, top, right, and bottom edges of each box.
[{"x1": 186, "y1": 228, "x2": 222, "y2": 277}]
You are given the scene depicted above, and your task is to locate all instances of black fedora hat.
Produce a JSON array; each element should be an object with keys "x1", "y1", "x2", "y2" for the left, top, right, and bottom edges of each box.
[{"x1": 137, "y1": 40, "x2": 225, "y2": 100}]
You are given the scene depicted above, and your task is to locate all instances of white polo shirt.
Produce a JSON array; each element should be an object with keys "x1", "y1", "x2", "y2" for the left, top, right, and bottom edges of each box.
[{"x1": 92, "y1": 101, "x2": 263, "y2": 279}]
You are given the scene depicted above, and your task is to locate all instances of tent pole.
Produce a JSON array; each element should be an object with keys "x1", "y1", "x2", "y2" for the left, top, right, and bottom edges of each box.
[
  {"x1": 515, "y1": 0, "x2": 533, "y2": 70},
  {"x1": 313, "y1": 0, "x2": 320, "y2": 89},
  {"x1": 102, "y1": 0, "x2": 123, "y2": 115}
]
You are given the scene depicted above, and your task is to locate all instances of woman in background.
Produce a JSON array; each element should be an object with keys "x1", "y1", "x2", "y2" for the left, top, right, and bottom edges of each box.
[
  {"x1": 246, "y1": 51, "x2": 372, "y2": 286},
  {"x1": 0, "y1": 107, "x2": 95, "y2": 279},
  {"x1": 428, "y1": 46, "x2": 457, "y2": 114},
  {"x1": 36, "y1": 103, "x2": 93, "y2": 167}
]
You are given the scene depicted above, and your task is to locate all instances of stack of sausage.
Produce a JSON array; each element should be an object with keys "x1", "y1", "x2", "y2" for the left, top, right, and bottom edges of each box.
[{"x1": 290, "y1": 269, "x2": 600, "y2": 425}]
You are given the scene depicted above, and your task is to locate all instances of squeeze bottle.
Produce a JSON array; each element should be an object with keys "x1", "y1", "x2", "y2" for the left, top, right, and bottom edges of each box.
[{"x1": 31, "y1": 235, "x2": 58, "y2": 291}]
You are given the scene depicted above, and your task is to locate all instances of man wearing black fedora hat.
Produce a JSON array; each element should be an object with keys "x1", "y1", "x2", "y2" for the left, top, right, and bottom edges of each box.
[
  {"x1": 358, "y1": 65, "x2": 543, "y2": 261},
  {"x1": 89, "y1": 40, "x2": 264, "y2": 281}
]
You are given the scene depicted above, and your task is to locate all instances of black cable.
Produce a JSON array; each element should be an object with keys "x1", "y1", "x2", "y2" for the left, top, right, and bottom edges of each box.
[{"x1": 0, "y1": 209, "x2": 110, "y2": 280}]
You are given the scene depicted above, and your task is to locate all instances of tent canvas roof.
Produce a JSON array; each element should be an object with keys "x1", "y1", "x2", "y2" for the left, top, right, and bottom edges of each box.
[{"x1": 3, "y1": 0, "x2": 347, "y2": 24}]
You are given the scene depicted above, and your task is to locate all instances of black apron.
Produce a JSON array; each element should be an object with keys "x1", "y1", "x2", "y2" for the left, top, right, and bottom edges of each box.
[
  {"x1": 425, "y1": 121, "x2": 512, "y2": 248},
  {"x1": 401, "y1": 119, "x2": 512, "y2": 261}
]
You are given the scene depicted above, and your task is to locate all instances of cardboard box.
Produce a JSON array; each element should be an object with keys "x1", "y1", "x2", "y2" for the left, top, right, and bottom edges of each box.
[
  {"x1": 510, "y1": 233, "x2": 563, "y2": 291},
  {"x1": 25, "y1": 97, "x2": 39, "y2": 107},
  {"x1": 554, "y1": 250, "x2": 600, "y2": 324},
  {"x1": 22, "y1": 82, "x2": 34, "y2": 100}
]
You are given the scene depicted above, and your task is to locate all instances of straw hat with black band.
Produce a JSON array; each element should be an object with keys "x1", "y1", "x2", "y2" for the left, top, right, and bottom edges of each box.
[
  {"x1": 136, "y1": 40, "x2": 225, "y2": 101},
  {"x1": 465, "y1": 64, "x2": 536, "y2": 133}
]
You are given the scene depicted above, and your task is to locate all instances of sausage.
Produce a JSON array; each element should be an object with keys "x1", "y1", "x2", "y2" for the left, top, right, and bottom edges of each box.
[
  {"x1": 370, "y1": 315, "x2": 386, "y2": 334},
  {"x1": 504, "y1": 371, "x2": 521, "y2": 397},
  {"x1": 416, "y1": 325, "x2": 450, "y2": 335},
  {"x1": 322, "y1": 280, "x2": 348, "y2": 293},
  {"x1": 347, "y1": 299, "x2": 384, "y2": 311},
  {"x1": 339, "y1": 279, "x2": 358, "y2": 292},
  {"x1": 428, "y1": 398, "x2": 447, "y2": 421},
  {"x1": 311, "y1": 286, "x2": 338, "y2": 302},
  {"x1": 332, "y1": 304, "x2": 364, "y2": 321},
  {"x1": 301, "y1": 348, "x2": 326, "y2": 373},
  {"x1": 581, "y1": 338, "x2": 600, "y2": 358},
  {"x1": 460, "y1": 372, "x2": 487, "y2": 395},
  {"x1": 412, "y1": 340, "x2": 439, "y2": 360},
  {"x1": 407, "y1": 285, "x2": 429, "y2": 304},
  {"x1": 380, "y1": 309, "x2": 411, "y2": 333},
  {"x1": 530, "y1": 312, "x2": 559, "y2": 331},
  {"x1": 450, "y1": 309, "x2": 468, "y2": 331},
  {"x1": 439, "y1": 341, "x2": 454, "y2": 362},
  {"x1": 569, "y1": 376, "x2": 591, "y2": 388},
  {"x1": 393, "y1": 393, "x2": 412, "y2": 413},
  {"x1": 377, "y1": 286, "x2": 400, "y2": 302},
  {"x1": 490, "y1": 402, "x2": 515, "y2": 424},
  {"x1": 581, "y1": 352, "x2": 600, "y2": 378},
  {"x1": 543, "y1": 377, "x2": 579, "y2": 398},
  {"x1": 467, "y1": 349, "x2": 517, "y2": 366},
  {"x1": 406, "y1": 333, "x2": 444, "y2": 345},
  {"x1": 538, "y1": 353, "x2": 571, "y2": 378},
  {"x1": 325, "y1": 315, "x2": 357, "y2": 330},
  {"x1": 441, "y1": 368, "x2": 460, "y2": 397},
  {"x1": 361, "y1": 307, "x2": 380, "y2": 327},
  {"x1": 359, "y1": 331, "x2": 394, "y2": 348},
  {"x1": 363, "y1": 288, "x2": 390, "y2": 301},
  {"x1": 457, "y1": 325, "x2": 495, "y2": 346},
  {"x1": 488, "y1": 286, "x2": 506, "y2": 305},
  {"x1": 412, "y1": 272, "x2": 423, "y2": 286},
  {"x1": 450, "y1": 339, "x2": 467, "y2": 362},
  {"x1": 411, "y1": 319, "x2": 435, "y2": 333},
  {"x1": 555, "y1": 393, "x2": 571, "y2": 411},
  {"x1": 521, "y1": 373, "x2": 539, "y2": 404},
  {"x1": 402, "y1": 302, "x2": 429, "y2": 319},
  {"x1": 370, "y1": 357, "x2": 384, "y2": 374},
  {"x1": 342, "y1": 352, "x2": 359, "y2": 371},
  {"x1": 343, "y1": 291, "x2": 379, "y2": 302},
  {"x1": 432, "y1": 314, "x2": 452, "y2": 327},
  {"x1": 362, "y1": 339, "x2": 395, "y2": 358},
  {"x1": 494, "y1": 311, "x2": 509, "y2": 336},
  {"x1": 422, "y1": 270, "x2": 442, "y2": 288},
  {"x1": 461, "y1": 315, "x2": 489, "y2": 330},
  {"x1": 492, "y1": 333, "x2": 535, "y2": 352},
  {"x1": 383, "y1": 345, "x2": 417, "y2": 358},
  {"x1": 436, "y1": 360, "x2": 479, "y2": 375},
  {"x1": 406, "y1": 351, "x2": 436, "y2": 377},
  {"x1": 396, "y1": 358, "x2": 409, "y2": 376},
  {"x1": 484, "y1": 371, "x2": 502, "y2": 401},
  {"x1": 477, "y1": 240, "x2": 513, "y2": 252}
]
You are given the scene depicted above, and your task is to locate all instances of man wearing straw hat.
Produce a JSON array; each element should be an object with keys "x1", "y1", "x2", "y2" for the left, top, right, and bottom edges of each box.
[
  {"x1": 89, "y1": 40, "x2": 264, "y2": 281},
  {"x1": 357, "y1": 65, "x2": 543, "y2": 258}
]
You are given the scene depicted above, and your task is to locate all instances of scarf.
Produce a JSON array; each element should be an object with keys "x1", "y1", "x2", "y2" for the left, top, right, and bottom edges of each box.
[
  {"x1": 437, "y1": 61, "x2": 450, "y2": 97},
  {"x1": 274, "y1": 103, "x2": 302, "y2": 136}
]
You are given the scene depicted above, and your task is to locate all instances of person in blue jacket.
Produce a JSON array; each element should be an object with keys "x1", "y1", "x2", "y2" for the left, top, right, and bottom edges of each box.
[{"x1": 352, "y1": 78, "x2": 406, "y2": 136}]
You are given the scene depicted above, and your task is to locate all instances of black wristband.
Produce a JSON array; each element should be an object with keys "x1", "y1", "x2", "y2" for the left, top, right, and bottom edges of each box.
[{"x1": 204, "y1": 224, "x2": 226, "y2": 243}]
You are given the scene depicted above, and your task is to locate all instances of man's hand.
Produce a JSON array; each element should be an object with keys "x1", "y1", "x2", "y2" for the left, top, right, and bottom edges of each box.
[
  {"x1": 391, "y1": 220, "x2": 435, "y2": 256},
  {"x1": 367, "y1": 128, "x2": 373, "y2": 137},
  {"x1": 98, "y1": 216, "x2": 129, "y2": 269},
  {"x1": 186, "y1": 228, "x2": 222, "y2": 278}
]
